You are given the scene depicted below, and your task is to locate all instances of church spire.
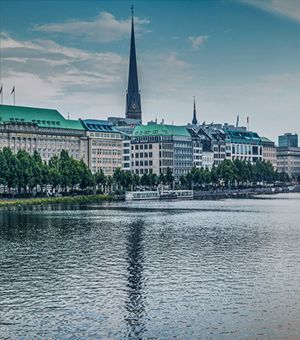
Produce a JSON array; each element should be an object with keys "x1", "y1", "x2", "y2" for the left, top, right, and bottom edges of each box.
[
  {"x1": 126, "y1": 5, "x2": 142, "y2": 121},
  {"x1": 192, "y1": 96, "x2": 198, "y2": 125}
]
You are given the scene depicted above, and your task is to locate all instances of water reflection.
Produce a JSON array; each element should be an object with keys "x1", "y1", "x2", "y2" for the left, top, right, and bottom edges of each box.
[
  {"x1": 1, "y1": 195, "x2": 300, "y2": 338},
  {"x1": 124, "y1": 220, "x2": 146, "y2": 338}
]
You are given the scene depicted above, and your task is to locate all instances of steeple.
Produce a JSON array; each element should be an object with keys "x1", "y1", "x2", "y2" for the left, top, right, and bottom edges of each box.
[
  {"x1": 126, "y1": 5, "x2": 142, "y2": 121},
  {"x1": 192, "y1": 96, "x2": 198, "y2": 125}
]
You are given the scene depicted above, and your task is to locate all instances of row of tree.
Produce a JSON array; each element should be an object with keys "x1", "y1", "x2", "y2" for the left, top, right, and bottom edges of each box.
[
  {"x1": 0, "y1": 148, "x2": 94, "y2": 195},
  {"x1": 0, "y1": 148, "x2": 174, "y2": 196},
  {"x1": 179, "y1": 159, "x2": 290, "y2": 189},
  {"x1": 0, "y1": 147, "x2": 292, "y2": 196}
]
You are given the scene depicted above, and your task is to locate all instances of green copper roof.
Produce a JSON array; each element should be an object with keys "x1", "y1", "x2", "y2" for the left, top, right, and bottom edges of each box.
[
  {"x1": 260, "y1": 136, "x2": 273, "y2": 143},
  {"x1": 133, "y1": 124, "x2": 190, "y2": 137},
  {"x1": 224, "y1": 129, "x2": 261, "y2": 145},
  {"x1": 0, "y1": 104, "x2": 84, "y2": 130}
]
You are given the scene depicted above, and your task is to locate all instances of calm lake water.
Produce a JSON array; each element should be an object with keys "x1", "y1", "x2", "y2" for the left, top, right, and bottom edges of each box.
[{"x1": 1, "y1": 193, "x2": 300, "y2": 339}]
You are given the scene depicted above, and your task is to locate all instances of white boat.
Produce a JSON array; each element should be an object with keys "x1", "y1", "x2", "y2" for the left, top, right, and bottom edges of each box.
[{"x1": 125, "y1": 190, "x2": 194, "y2": 201}]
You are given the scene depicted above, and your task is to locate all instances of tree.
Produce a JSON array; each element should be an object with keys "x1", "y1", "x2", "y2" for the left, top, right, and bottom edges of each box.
[
  {"x1": 2, "y1": 147, "x2": 18, "y2": 194},
  {"x1": 29, "y1": 151, "x2": 43, "y2": 193},
  {"x1": 78, "y1": 160, "x2": 94, "y2": 191},
  {"x1": 16, "y1": 150, "x2": 32, "y2": 194},
  {"x1": 132, "y1": 173, "x2": 140, "y2": 190},
  {"x1": 140, "y1": 173, "x2": 150, "y2": 187},
  {"x1": 0, "y1": 149, "x2": 8, "y2": 190},
  {"x1": 165, "y1": 167, "x2": 174, "y2": 186},
  {"x1": 159, "y1": 173, "x2": 166, "y2": 185},
  {"x1": 95, "y1": 168, "x2": 107, "y2": 192},
  {"x1": 49, "y1": 155, "x2": 61, "y2": 192}
]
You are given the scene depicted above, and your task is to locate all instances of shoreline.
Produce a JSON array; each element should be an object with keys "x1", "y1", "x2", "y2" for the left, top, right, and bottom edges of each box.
[
  {"x1": 0, "y1": 186, "x2": 299, "y2": 208},
  {"x1": 193, "y1": 186, "x2": 300, "y2": 200},
  {"x1": 0, "y1": 194, "x2": 117, "y2": 208}
]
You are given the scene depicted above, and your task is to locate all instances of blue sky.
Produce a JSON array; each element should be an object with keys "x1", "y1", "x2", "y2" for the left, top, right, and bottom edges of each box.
[{"x1": 1, "y1": 0, "x2": 300, "y2": 141}]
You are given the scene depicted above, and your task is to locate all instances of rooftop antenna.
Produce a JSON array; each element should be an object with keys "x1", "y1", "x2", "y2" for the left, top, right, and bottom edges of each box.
[
  {"x1": 236, "y1": 114, "x2": 239, "y2": 128},
  {"x1": 247, "y1": 116, "x2": 250, "y2": 131},
  {"x1": 68, "y1": 112, "x2": 70, "y2": 120},
  {"x1": 11, "y1": 86, "x2": 15, "y2": 106}
]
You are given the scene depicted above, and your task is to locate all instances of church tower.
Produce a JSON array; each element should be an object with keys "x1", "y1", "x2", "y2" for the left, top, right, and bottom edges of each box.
[
  {"x1": 192, "y1": 96, "x2": 198, "y2": 125},
  {"x1": 126, "y1": 6, "x2": 142, "y2": 121}
]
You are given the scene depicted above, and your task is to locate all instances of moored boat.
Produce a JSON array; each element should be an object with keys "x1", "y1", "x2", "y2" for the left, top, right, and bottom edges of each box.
[{"x1": 125, "y1": 190, "x2": 193, "y2": 201}]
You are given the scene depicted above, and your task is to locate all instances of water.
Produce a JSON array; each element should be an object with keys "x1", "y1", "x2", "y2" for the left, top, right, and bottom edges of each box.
[{"x1": 1, "y1": 194, "x2": 300, "y2": 339}]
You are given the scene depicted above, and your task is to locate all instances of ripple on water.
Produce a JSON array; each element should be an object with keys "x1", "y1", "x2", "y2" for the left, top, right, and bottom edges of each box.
[{"x1": 0, "y1": 194, "x2": 300, "y2": 338}]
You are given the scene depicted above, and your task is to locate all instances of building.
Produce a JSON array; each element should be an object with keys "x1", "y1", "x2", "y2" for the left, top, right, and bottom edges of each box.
[
  {"x1": 224, "y1": 128, "x2": 262, "y2": 163},
  {"x1": 81, "y1": 120, "x2": 123, "y2": 176},
  {"x1": 121, "y1": 133, "x2": 131, "y2": 171},
  {"x1": 187, "y1": 128, "x2": 202, "y2": 169},
  {"x1": 278, "y1": 133, "x2": 298, "y2": 148},
  {"x1": 261, "y1": 137, "x2": 277, "y2": 169},
  {"x1": 0, "y1": 104, "x2": 88, "y2": 164},
  {"x1": 202, "y1": 151, "x2": 214, "y2": 170},
  {"x1": 130, "y1": 124, "x2": 193, "y2": 180},
  {"x1": 198, "y1": 126, "x2": 226, "y2": 166},
  {"x1": 277, "y1": 147, "x2": 300, "y2": 179},
  {"x1": 125, "y1": 7, "x2": 142, "y2": 122}
]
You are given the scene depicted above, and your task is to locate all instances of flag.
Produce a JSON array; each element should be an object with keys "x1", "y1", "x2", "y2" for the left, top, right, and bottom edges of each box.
[
  {"x1": 11, "y1": 86, "x2": 15, "y2": 95},
  {"x1": 247, "y1": 116, "x2": 249, "y2": 124},
  {"x1": 0, "y1": 85, "x2": 2, "y2": 94}
]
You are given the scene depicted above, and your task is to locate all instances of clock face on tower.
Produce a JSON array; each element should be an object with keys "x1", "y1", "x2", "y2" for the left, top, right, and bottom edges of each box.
[{"x1": 132, "y1": 103, "x2": 137, "y2": 110}]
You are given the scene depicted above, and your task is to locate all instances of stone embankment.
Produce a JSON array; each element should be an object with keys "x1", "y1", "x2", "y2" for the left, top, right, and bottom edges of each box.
[{"x1": 194, "y1": 185, "x2": 300, "y2": 200}]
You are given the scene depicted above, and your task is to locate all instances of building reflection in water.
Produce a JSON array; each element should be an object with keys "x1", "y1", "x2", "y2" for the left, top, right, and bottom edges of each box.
[{"x1": 124, "y1": 220, "x2": 146, "y2": 338}]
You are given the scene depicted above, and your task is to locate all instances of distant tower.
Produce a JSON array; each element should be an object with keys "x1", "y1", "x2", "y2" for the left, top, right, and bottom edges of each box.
[
  {"x1": 126, "y1": 5, "x2": 142, "y2": 121},
  {"x1": 192, "y1": 96, "x2": 198, "y2": 125}
]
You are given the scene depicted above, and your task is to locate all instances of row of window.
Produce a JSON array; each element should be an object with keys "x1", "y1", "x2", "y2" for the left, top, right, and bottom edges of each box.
[
  {"x1": 131, "y1": 144, "x2": 153, "y2": 150},
  {"x1": 92, "y1": 141, "x2": 122, "y2": 147},
  {"x1": 90, "y1": 132, "x2": 121, "y2": 139},
  {"x1": 133, "y1": 160, "x2": 153, "y2": 167},
  {"x1": 134, "y1": 168, "x2": 153, "y2": 174},
  {"x1": 92, "y1": 149, "x2": 121, "y2": 156},
  {"x1": 132, "y1": 152, "x2": 153, "y2": 158}
]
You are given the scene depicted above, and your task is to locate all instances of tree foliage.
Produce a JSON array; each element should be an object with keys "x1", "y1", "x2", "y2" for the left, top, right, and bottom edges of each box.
[{"x1": 0, "y1": 147, "x2": 292, "y2": 197}]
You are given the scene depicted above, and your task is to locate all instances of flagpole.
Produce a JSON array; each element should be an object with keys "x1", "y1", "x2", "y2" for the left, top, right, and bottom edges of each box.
[{"x1": 0, "y1": 84, "x2": 3, "y2": 105}]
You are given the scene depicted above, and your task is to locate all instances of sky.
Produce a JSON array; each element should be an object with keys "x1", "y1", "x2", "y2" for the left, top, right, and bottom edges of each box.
[{"x1": 0, "y1": 0, "x2": 300, "y2": 142}]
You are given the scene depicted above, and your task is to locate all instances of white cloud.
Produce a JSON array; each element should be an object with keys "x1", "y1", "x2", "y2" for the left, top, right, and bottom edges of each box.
[
  {"x1": 32, "y1": 11, "x2": 150, "y2": 42},
  {"x1": 0, "y1": 32, "x2": 128, "y2": 116},
  {"x1": 241, "y1": 0, "x2": 300, "y2": 22},
  {"x1": 188, "y1": 35, "x2": 208, "y2": 50}
]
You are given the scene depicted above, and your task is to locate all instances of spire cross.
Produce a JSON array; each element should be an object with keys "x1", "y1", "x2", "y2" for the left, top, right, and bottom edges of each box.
[{"x1": 131, "y1": 5, "x2": 134, "y2": 17}]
